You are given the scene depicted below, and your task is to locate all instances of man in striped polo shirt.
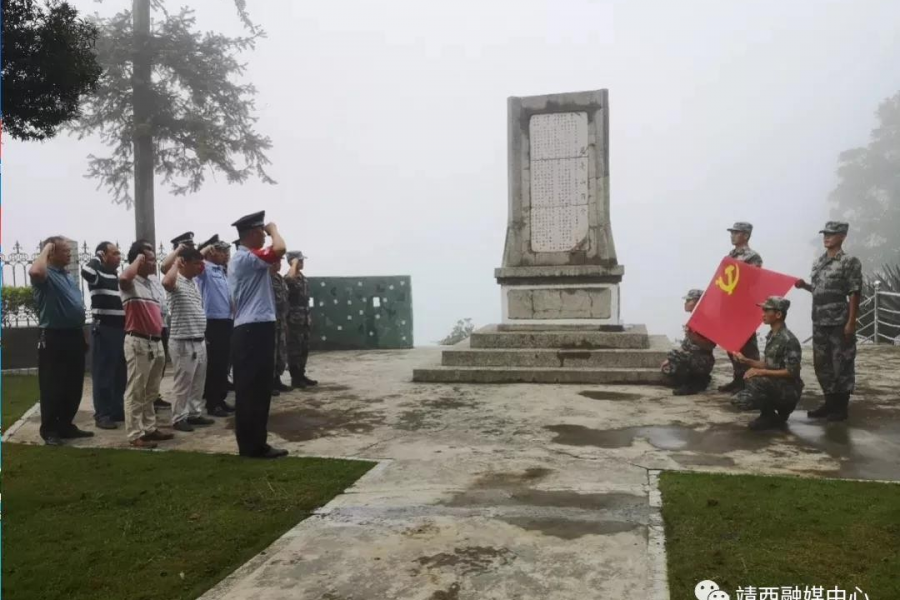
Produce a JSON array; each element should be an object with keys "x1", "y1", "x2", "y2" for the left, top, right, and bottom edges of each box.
[
  {"x1": 163, "y1": 247, "x2": 215, "y2": 431},
  {"x1": 82, "y1": 242, "x2": 127, "y2": 430},
  {"x1": 120, "y1": 241, "x2": 175, "y2": 449}
]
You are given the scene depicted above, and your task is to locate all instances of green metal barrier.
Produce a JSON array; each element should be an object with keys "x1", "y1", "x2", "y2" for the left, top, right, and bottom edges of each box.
[{"x1": 308, "y1": 276, "x2": 413, "y2": 350}]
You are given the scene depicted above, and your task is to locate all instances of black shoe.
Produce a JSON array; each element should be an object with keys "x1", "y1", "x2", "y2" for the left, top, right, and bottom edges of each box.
[
  {"x1": 673, "y1": 385, "x2": 700, "y2": 396},
  {"x1": 271, "y1": 387, "x2": 281, "y2": 397},
  {"x1": 208, "y1": 406, "x2": 230, "y2": 418},
  {"x1": 274, "y1": 378, "x2": 292, "y2": 392},
  {"x1": 749, "y1": 413, "x2": 783, "y2": 431},
  {"x1": 826, "y1": 394, "x2": 849, "y2": 422},
  {"x1": 174, "y1": 420, "x2": 195, "y2": 432},
  {"x1": 776, "y1": 407, "x2": 793, "y2": 423},
  {"x1": 61, "y1": 426, "x2": 95, "y2": 439},
  {"x1": 256, "y1": 446, "x2": 288, "y2": 459},
  {"x1": 291, "y1": 379, "x2": 308, "y2": 389},
  {"x1": 302, "y1": 376, "x2": 318, "y2": 387},
  {"x1": 187, "y1": 416, "x2": 215, "y2": 426},
  {"x1": 807, "y1": 395, "x2": 834, "y2": 418},
  {"x1": 44, "y1": 435, "x2": 64, "y2": 446},
  {"x1": 95, "y1": 419, "x2": 118, "y2": 430},
  {"x1": 154, "y1": 398, "x2": 172, "y2": 409},
  {"x1": 718, "y1": 379, "x2": 742, "y2": 393}
]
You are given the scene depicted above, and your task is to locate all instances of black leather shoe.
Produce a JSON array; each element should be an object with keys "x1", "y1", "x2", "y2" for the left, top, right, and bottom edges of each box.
[
  {"x1": 303, "y1": 376, "x2": 318, "y2": 387},
  {"x1": 749, "y1": 413, "x2": 783, "y2": 431},
  {"x1": 95, "y1": 419, "x2": 118, "y2": 430},
  {"x1": 154, "y1": 398, "x2": 172, "y2": 409},
  {"x1": 174, "y1": 420, "x2": 194, "y2": 432},
  {"x1": 187, "y1": 416, "x2": 215, "y2": 426},
  {"x1": 44, "y1": 435, "x2": 64, "y2": 446},
  {"x1": 274, "y1": 379, "x2": 292, "y2": 392},
  {"x1": 826, "y1": 394, "x2": 849, "y2": 422},
  {"x1": 718, "y1": 379, "x2": 742, "y2": 393},
  {"x1": 807, "y1": 394, "x2": 834, "y2": 418},
  {"x1": 291, "y1": 379, "x2": 308, "y2": 389},
  {"x1": 208, "y1": 406, "x2": 229, "y2": 418},
  {"x1": 61, "y1": 427, "x2": 95, "y2": 439},
  {"x1": 259, "y1": 446, "x2": 288, "y2": 459}
]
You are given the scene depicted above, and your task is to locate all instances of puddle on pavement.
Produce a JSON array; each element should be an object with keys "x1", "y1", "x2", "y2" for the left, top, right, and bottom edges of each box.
[
  {"x1": 443, "y1": 468, "x2": 649, "y2": 538},
  {"x1": 578, "y1": 390, "x2": 643, "y2": 401},
  {"x1": 227, "y1": 406, "x2": 384, "y2": 441},
  {"x1": 413, "y1": 546, "x2": 515, "y2": 576},
  {"x1": 429, "y1": 584, "x2": 461, "y2": 600},
  {"x1": 545, "y1": 399, "x2": 900, "y2": 480},
  {"x1": 502, "y1": 517, "x2": 641, "y2": 540}
]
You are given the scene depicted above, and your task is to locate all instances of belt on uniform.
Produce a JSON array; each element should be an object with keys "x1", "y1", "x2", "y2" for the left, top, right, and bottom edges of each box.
[
  {"x1": 174, "y1": 337, "x2": 205, "y2": 342},
  {"x1": 126, "y1": 331, "x2": 162, "y2": 342}
]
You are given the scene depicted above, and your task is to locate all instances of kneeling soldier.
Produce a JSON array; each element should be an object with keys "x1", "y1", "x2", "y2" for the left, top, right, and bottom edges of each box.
[
  {"x1": 661, "y1": 289, "x2": 716, "y2": 396},
  {"x1": 733, "y1": 296, "x2": 804, "y2": 431}
]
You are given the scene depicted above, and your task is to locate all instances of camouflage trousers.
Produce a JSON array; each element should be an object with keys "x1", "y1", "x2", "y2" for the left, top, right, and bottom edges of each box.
[
  {"x1": 727, "y1": 334, "x2": 759, "y2": 381},
  {"x1": 274, "y1": 318, "x2": 288, "y2": 378},
  {"x1": 813, "y1": 324, "x2": 856, "y2": 394},
  {"x1": 661, "y1": 348, "x2": 714, "y2": 385},
  {"x1": 733, "y1": 377, "x2": 802, "y2": 412},
  {"x1": 287, "y1": 325, "x2": 310, "y2": 377}
]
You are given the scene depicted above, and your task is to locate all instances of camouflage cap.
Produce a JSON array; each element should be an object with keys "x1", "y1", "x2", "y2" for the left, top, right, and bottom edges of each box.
[
  {"x1": 727, "y1": 222, "x2": 753, "y2": 233},
  {"x1": 682, "y1": 289, "x2": 704, "y2": 302},
  {"x1": 757, "y1": 296, "x2": 791, "y2": 312},
  {"x1": 819, "y1": 221, "x2": 849, "y2": 235}
]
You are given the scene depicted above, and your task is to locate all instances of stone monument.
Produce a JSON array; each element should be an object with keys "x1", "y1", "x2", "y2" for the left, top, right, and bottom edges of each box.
[
  {"x1": 414, "y1": 90, "x2": 667, "y2": 384},
  {"x1": 497, "y1": 90, "x2": 623, "y2": 326}
]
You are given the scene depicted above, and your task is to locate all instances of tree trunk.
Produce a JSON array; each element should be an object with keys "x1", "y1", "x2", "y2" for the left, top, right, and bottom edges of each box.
[{"x1": 132, "y1": 0, "x2": 155, "y2": 246}]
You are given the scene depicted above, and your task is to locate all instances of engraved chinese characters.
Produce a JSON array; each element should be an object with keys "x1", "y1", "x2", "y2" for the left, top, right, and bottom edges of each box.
[{"x1": 529, "y1": 112, "x2": 590, "y2": 253}]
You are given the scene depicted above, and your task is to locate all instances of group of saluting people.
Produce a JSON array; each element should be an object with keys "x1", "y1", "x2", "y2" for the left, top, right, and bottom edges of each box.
[
  {"x1": 661, "y1": 220, "x2": 863, "y2": 431},
  {"x1": 30, "y1": 211, "x2": 312, "y2": 458}
]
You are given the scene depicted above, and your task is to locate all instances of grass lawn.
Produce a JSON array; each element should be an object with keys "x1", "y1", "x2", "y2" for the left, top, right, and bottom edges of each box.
[
  {"x1": 2, "y1": 443, "x2": 374, "y2": 600},
  {"x1": 2, "y1": 374, "x2": 40, "y2": 433},
  {"x1": 660, "y1": 471, "x2": 900, "y2": 600}
]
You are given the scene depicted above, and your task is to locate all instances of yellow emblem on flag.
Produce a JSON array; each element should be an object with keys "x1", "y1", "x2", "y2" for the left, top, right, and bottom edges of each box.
[{"x1": 716, "y1": 263, "x2": 740, "y2": 295}]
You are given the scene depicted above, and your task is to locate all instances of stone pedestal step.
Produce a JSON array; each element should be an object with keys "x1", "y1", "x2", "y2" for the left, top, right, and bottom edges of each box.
[
  {"x1": 412, "y1": 366, "x2": 666, "y2": 385},
  {"x1": 470, "y1": 324, "x2": 651, "y2": 350},
  {"x1": 441, "y1": 347, "x2": 668, "y2": 369}
]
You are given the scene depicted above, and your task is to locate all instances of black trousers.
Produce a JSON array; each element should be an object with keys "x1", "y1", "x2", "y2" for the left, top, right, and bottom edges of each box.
[
  {"x1": 38, "y1": 328, "x2": 87, "y2": 440},
  {"x1": 204, "y1": 318, "x2": 233, "y2": 410},
  {"x1": 231, "y1": 322, "x2": 275, "y2": 457}
]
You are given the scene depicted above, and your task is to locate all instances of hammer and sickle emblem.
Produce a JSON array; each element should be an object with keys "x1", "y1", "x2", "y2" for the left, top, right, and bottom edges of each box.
[{"x1": 716, "y1": 264, "x2": 740, "y2": 295}]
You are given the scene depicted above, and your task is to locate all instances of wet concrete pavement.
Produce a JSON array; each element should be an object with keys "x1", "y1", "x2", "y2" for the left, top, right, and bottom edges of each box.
[{"x1": 6, "y1": 345, "x2": 899, "y2": 599}]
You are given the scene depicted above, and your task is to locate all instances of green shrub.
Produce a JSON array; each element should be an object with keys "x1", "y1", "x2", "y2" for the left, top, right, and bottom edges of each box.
[{"x1": 2, "y1": 286, "x2": 38, "y2": 326}]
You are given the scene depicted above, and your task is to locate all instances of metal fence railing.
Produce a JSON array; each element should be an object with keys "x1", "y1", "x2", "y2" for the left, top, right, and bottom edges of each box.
[
  {"x1": 1, "y1": 240, "x2": 173, "y2": 328},
  {"x1": 801, "y1": 285, "x2": 900, "y2": 346}
]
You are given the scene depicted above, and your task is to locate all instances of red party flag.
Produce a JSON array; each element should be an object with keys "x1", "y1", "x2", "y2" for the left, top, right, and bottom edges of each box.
[{"x1": 687, "y1": 258, "x2": 799, "y2": 353}]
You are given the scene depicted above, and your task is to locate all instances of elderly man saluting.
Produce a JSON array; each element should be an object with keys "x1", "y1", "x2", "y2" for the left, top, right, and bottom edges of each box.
[
  {"x1": 30, "y1": 236, "x2": 94, "y2": 446},
  {"x1": 228, "y1": 211, "x2": 289, "y2": 459}
]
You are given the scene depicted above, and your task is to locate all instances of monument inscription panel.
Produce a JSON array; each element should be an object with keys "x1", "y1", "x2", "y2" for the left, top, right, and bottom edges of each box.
[{"x1": 529, "y1": 112, "x2": 590, "y2": 253}]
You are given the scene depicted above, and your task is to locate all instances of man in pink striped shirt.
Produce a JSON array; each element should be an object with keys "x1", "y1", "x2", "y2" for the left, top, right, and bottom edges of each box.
[{"x1": 120, "y1": 241, "x2": 176, "y2": 449}]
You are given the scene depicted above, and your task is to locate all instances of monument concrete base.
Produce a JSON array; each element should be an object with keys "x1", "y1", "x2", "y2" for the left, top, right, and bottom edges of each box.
[{"x1": 412, "y1": 324, "x2": 668, "y2": 385}]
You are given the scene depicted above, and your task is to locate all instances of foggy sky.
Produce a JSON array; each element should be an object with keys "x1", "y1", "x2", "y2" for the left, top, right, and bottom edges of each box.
[{"x1": 4, "y1": 0, "x2": 900, "y2": 345}]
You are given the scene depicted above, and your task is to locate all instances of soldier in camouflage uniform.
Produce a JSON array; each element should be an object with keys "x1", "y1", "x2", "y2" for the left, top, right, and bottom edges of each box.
[
  {"x1": 719, "y1": 221, "x2": 764, "y2": 394},
  {"x1": 795, "y1": 221, "x2": 862, "y2": 422},
  {"x1": 732, "y1": 296, "x2": 804, "y2": 431},
  {"x1": 285, "y1": 251, "x2": 317, "y2": 388},
  {"x1": 270, "y1": 259, "x2": 291, "y2": 395},
  {"x1": 661, "y1": 289, "x2": 716, "y2": 395}
]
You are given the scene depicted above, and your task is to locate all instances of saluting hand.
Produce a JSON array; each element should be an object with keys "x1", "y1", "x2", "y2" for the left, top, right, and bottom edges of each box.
[
  {"x1": 794, "y1": 279, "x2": 807, "y2": 289},
  {"x1": 264, "y1": 222, "x2": 278, "y2": 235}
]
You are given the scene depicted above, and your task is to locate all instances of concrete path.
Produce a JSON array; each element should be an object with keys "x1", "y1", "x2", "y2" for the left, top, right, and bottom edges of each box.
[{"x1": 7, "y1": 346, "x2": 900, "y2": 599}]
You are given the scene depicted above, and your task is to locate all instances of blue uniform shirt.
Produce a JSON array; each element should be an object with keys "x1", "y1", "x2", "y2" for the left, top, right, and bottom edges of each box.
[
  {"x1": 32, "y1": 266, "x2": 86, "y2": 329},
  {"x1": 196, "y1": 260, "x2": 232, "y2": 320},
  {"x1": 228, "y1": 247, "x2": 276, "y2": 326}
]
